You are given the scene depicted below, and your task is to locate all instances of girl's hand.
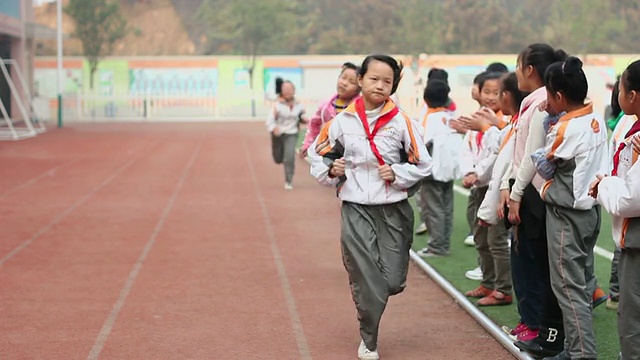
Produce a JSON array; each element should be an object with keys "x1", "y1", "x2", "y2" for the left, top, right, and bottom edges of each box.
[
  {"x1": 450, "y1": 118, "x2": 468, "y2": 134},
  {"x1": 299, "y1": 147, "x2": 308, "y2": 159},
  {"x1": 478, "y1": 219, "x2": 491, "y2": 228},
  {"x1": 329, "y1": 158, "x2": 346, "y2": 178},
  {"x1": 462, "y1": 173, "x2": 477, "y2": 188},
  {"x1": 378, "y1": 164, "x2": 396, "y2": 182},
  {"x1": 497, "y1": 189, "x2": 510, "y2": 219},
  {"x1": 507, "y1": 200, "x2": 521, "y2": 225},
  {"x1": 633, "y1": 134, "x2": 640, "y2": 154},
  {"x1": 589, "y1": 174, "x2": 605, "y2": 198},
  {"x1": 461, "y1": 114, "x2": 489, "y2": 132},
  {"x1": 272, "y1": 127, "x2": 281, "y2": 136},
  {"x1": 478, "y1": 107, "x2": 500, "y2": 127}
]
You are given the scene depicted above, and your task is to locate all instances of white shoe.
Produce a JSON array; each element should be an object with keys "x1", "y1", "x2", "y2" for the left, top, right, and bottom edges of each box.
[
  {"x1": 415, "y1": 222, "x2": 428, "y2": 234},
  {"x1": 358, "y1": 340, "x2": 380, "y2": 360},
  {"x1": 463, "y1": 235, "x2": 475, "y2": 246},
  {"x1": 416, "y1": 247, "x2": 430, "y2": 256},
  {"x1": 465, "y1": 266, "x2": 483, "y2": 281},
  {"x1": 284, "y1": 183, "x2": 293, "y2": 190}
]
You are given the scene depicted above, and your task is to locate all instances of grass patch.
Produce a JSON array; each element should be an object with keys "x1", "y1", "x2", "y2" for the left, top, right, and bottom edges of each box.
[{"x1": 410, "y1": 191, "x2": 620, "y2": 359}]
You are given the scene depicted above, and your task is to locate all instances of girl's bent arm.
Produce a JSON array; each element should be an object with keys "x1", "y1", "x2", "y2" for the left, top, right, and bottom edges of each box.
[
  {"x1": 391, "y1": 121, "x2": 432, "y2": 189},
  {"x1": 308, "y1": 120, "x2": 341, "y2": 187},
  {"x1": 597, "y1": 161, "x2": 640, "y2": 218}
]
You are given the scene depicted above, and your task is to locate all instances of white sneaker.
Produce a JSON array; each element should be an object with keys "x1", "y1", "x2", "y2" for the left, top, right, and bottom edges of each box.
[
  {"x1": 358, "y1": 340, "x2": 380, "y2": 360},
  {"x1": 284, "y1": 183, "x2": 293, "y2": 190},
  {"x1": 416, "y1": 247, "x2": 430, "y2": 256},
  {"x1": 465, "y1": 266, "x2": 483, "y2": 281},
  {"x1": 415, "y1": 222, "x2": 428, "y2": 234},
  {"x1": 463, "y1": 235, "x2": 475, "y2": 246}
]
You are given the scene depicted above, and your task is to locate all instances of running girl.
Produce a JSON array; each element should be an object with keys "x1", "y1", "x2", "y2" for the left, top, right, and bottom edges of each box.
[
  {"x1": 308, "y1": 54, "x2": 432, "y2": 360},
  {"x1": 266, "y1": 78, "x2": 307, "y2": 190},
  {"x1": 300, "y1": 62, "x2": 360, "y2": 158}
]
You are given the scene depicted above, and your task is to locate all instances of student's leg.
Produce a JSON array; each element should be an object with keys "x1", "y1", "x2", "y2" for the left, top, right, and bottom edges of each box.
[
  {"x1": 282, "y1": 133, "x2": 298, "y2": 184},
  {"x1": 472, "y1": 187, "x2": 493, "y2": 288},
  {"x1": 341, "y1": 201, "x2": 405, "y2": 351},
  {"x1": 466, "y1": 187, "x2": 478, "y2": 234},
  {"x1": 378, "y1": 199, "x2": 414, "y2": 296},
  {"x1": 618, "y1": 248, "x2": 640, "y2": 360},
  {"x1": 609, "y1": 247, "x2": 621, "y2": 302},
  {"x1": 424, "y1": 179, "x2": 448, "y2": 255},
  {"x1": 546, "y1": 205, "x2": 599, "y2": 359},
  {"x1": 487, "y1": 223, "x2": 511, "y2": 295},
  {"x1": 271, "y1": 133, "x2": 284, "y2": 164},
  {"x1": 443, "y1": 181, "x2": 454, "y2": 252}
]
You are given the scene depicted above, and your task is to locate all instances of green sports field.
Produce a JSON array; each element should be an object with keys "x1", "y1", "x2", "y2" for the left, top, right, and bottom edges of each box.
[
  {"x1": 410, "y1": 189, "x2": 620, "y2": 360},
  {"x1": 297, "y1": 130, "x2": 621, "y2": 359}
]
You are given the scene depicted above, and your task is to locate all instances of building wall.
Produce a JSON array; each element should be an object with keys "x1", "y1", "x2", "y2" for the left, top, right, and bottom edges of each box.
[
  {"x1": 0, "y1": 0, "x2": 34, "y2": 120},
  {"x1": 33, "y1": 53, "x2": 640, "y2": 120}
]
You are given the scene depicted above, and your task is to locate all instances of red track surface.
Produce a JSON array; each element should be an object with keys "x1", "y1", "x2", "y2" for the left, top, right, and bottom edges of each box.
[{"x1": 0, "y1": 123, "x2": 514, "y2": 359}]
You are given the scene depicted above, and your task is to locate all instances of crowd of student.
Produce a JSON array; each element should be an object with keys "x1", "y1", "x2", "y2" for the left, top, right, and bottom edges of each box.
[{"x1": 265, "y1": 43, "x2": 640, "y2": 360}]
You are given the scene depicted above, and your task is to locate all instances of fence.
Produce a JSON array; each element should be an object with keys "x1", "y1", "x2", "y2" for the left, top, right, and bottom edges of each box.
[{"x1": 34, "y1": 93, "x2": 426, "y2": 122}]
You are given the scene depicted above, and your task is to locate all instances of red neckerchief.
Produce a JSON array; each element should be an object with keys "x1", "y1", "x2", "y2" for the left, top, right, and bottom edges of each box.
[
  {"x1": 612, "y1": 120, "x2": 640, "y2": 176},
  {"x1": 354, "y1": 97, "x2": 399, "y2": 166}
]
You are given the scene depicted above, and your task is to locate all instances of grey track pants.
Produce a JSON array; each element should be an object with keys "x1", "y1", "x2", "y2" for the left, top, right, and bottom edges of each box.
[
  {"x1": 340, "y1": 200, "x2": 414, "y2": 351},
  {"x1": 619, "y1": 248, "x2": 640, "y2": 360},
  {"x1": 271, "y1": 133, "x2": 298, "y2": 184},
  {"x1": 546, "y1": 204, "x2": 601, "y2": 359},
  {"x1": 419, "y1": 178, "x2": 454, "y2": 255}
]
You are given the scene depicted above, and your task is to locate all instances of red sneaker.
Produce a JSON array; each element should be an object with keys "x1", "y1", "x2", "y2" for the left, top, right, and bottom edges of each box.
[
  {"x1": 465, "y1": 285, "x2": 493, "y2": 298},
  {"x1": 477, "y1": 291, "x2": 513, "y2": 306},
  {"x1": 511, "y1": 322, "x2": 527, "y2": 336},
  {"x1": 516, "y1": 328, "x2": 539, "y2": 341}
]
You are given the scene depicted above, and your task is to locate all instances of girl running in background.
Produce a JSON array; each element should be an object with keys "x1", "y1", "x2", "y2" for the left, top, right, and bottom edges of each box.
[
  {"x1": 590, "y1": 60, "x2": 640, "y2": 360},
  {"x1": 537, "y1": 56, "x2": 609, "y2": 360},
  {"x1": 308, "y1": 54, "x2": 431, "y2": 360},
  {"x1": 300, "y1": 62, "x2": 360, "y2": 158},
  {"x1": 266, "y1": 78, "x2": 307, "y2": 190}
]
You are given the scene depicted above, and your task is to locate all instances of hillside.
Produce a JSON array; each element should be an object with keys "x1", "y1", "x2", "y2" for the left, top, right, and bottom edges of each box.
[{"x1": 34, "y1": 0, "x2": 200, "y2": 56}]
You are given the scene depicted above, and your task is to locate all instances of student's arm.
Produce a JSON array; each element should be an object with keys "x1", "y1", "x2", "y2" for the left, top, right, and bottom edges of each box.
[
  {"x1": 597, "y1": 161, "x2": 640, "y2": 218},
  {"x1": 266, "y1": 104, "x2": 278, "y2": 133},
  {"x1": 458, "y1": 131, "x2": 475, "y2": 176},
  {"x1": 301, "y1": 104, "x2": 324, "y2": 152},
  {"x1": 391, "y1": 118, "x2": 432, "y2": 190},
  {"x1": 510, "y1": 110, "x2": 547, "y2": 202},
  {"x1": 308, "y1": 119, "x2": 342, "y2": 187},
  {"x1": 474, "y1": 126, "x2": 501, "y2": 184},
  {"x1": 500, "y1": 160, "x2": 513, "y2": 190}
]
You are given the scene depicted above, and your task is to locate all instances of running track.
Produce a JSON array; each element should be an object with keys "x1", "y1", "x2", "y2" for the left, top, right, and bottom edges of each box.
[{"x1": 0, "y1": 123, "x2": 514, "y2": 359}]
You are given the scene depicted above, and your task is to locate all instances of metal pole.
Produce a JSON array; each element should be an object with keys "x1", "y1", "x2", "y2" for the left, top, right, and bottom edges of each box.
[
  {"x1": 56, "y1": 0, "x2": 63, "y2": 128},
  {"x1": 409, "y1": 251, "x2": 535, "y2": 360}
]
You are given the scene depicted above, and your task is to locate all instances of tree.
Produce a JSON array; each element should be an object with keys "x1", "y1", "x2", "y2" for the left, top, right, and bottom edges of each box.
[
  {"x1": 199, "y1": 0, "x2": 296, "y2": 115},
  {"x1": 65, "y1": 0, "x2": 127, "y2": 90}
]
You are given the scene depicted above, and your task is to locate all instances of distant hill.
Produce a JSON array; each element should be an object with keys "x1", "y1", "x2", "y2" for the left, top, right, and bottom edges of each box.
[{"x1": 34, "y1": 0, "x2": 205, "y2": 56}]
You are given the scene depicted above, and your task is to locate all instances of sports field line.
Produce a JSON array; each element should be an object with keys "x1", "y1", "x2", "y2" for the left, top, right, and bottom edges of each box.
[{"x1": 452, "y1": 185, "x2": 615, "y2": 262}]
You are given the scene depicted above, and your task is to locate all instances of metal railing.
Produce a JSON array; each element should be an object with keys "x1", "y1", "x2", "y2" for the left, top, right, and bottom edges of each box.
[{"x1": 34, "y1": 94, "x2": 426, "y2": 122}]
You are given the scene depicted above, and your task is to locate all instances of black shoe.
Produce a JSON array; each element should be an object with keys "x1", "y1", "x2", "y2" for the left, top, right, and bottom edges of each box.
[
  {"x1": 515, "y1": 339, "x2": 562, "y2": 358},
  {"x1": 542, "y1": 351, "x2": 570, "y2": 360}
]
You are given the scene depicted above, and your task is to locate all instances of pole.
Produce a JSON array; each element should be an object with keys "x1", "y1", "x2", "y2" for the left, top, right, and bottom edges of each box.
[{"x1": 56, "y1": 0, "x2": 63, "y2": 128}]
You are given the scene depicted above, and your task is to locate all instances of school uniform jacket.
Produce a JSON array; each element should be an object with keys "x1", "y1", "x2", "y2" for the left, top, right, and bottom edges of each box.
[
  {"x1": 458, "y1": 113, "x2": 509, "y2": 188},
  {"x1": 265, "y1": 98, "x2": 306, "y2": 135},
  {"x1": 308, "y1": 100, "x2": 432, "y2": 205},
  {"x1": 420, "y1": 106, "x2": 462, "y2": 182},
  {"x1": 597, "y1": 137, "x2": 640, "y2": 249},
  {"x1": 608, "y1": 115, "x2": 637, "y2": 172},
  {"x1": 540, "y1": 104, "x2": 609, "y2": 210},
  {"x1": 477, "y1": 116, "x2": 518, "y2": 225}
]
